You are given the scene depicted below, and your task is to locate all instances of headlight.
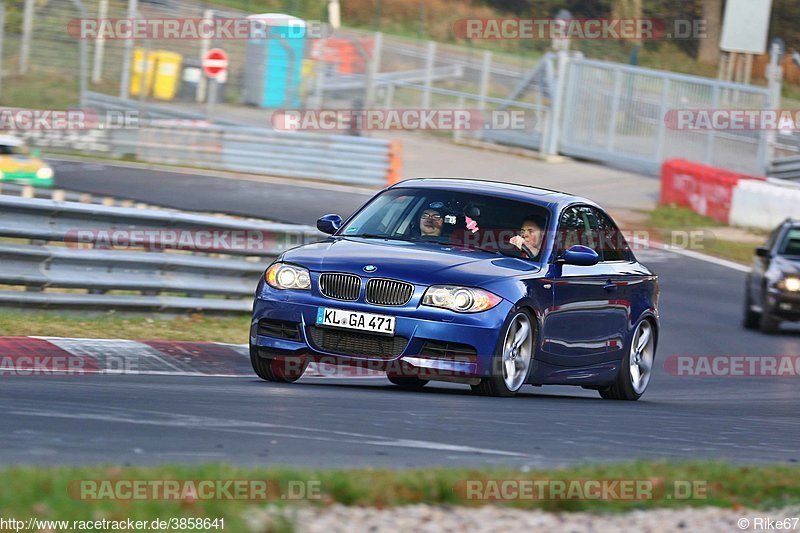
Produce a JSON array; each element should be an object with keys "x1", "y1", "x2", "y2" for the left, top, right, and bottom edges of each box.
[
  {"x1": 780, "y1": 277, "x2": 800, "y2": 292},
  {"x1": 421, "y1": 285, "x2": 502, "y2": 313},
  {"x1": 36, "y1": 167, "x2": 53, "y2": 180},
  {"x1": 265, "y1": 263, "x2": 311, "y2": 290}
]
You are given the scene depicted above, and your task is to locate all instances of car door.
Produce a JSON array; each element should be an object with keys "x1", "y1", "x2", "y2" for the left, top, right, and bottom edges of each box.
[
  {"x1": 541, "y1": 205, "x2": 618, "y2": 367},
  {"x1": 586, "y1": 207, "x2": 638, "y2": 355}
]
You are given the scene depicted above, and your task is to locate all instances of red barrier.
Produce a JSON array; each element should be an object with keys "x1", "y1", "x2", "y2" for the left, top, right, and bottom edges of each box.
[
  {"x1": 310, "y1": 37, "x2": 374, "y2": 74},
  {"x1": 660, "y1": 159, "x2": 763, "y2": 224}
]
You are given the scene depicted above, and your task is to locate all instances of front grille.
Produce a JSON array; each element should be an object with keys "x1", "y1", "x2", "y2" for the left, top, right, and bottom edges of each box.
[
  {"x1": 308, "y1": 326, "x2": 408, "y2": 359},
  {"x1": 319, "y1": 273, "x2": 361, "y2": 301},
  {"x1": 419, "y1": 340, "x2": 478, "y2": 361},
  {"x1": 365, "y1": 278, "x2": 414, "y2": 306},
  {"x1": 258, "y1": 319, "x2": 301, "y2": 341}
]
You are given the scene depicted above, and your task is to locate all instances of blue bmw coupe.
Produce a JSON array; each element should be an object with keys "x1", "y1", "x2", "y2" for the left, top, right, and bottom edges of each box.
[{"x1": 250, "y1": 179, "x2": 659, "y2": 399}]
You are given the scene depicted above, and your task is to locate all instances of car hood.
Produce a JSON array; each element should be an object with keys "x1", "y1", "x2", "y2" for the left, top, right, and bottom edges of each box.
[
  {"x1": 0, "y1": 154, "x2": 45, "y2": 173},
  {"x1": 773, "y1": 255, "x2": 800, "y2": 275},
  {"x1": 282, "y1": 237, "x2": 541, "y2": 287}
]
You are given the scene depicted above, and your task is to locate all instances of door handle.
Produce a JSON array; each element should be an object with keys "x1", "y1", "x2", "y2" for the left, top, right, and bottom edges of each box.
[{"x1": 603, "y1": 280, "x2": 618, "y2": 292}]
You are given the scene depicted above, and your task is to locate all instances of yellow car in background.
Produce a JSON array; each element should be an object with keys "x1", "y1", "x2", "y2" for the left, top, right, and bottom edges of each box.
[{"x1": 0, "y1": 135, "x2": 54, "y2": 188}]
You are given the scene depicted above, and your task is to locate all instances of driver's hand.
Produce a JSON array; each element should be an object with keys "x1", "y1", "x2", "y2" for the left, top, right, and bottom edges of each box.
[{"x1": 509, "y1": 235, "x2": 525, "y2": 249}]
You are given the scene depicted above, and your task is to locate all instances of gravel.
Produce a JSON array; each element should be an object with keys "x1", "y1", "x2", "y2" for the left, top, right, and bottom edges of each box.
[{"x1": 244, "y1": 504, "x2": 800, "y2": 532}]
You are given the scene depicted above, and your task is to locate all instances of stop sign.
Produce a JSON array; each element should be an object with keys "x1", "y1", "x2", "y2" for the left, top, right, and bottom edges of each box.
[{"x1": 202, "y1": 48, "x2": 229, "y2": 79}]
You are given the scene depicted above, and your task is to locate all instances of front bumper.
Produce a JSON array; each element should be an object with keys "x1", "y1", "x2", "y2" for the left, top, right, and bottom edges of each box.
[
  {"x1": 767, "y1": 289, "x2": 800, "y2": 321},
  {"x1": 0, "y1": 171, "x2": 54, "y2": 188},
  {"x1": 250, "y1": 284, "x2": 514, "y2": 379}
]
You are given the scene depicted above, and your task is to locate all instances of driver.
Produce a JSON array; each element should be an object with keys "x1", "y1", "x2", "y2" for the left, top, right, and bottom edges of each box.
[
  {"x1": 419, "y1": 207, "x2": 444, "y2": 237},
  {"x1": 510, "y1": 217, "x2": 543, "y2": 258}
]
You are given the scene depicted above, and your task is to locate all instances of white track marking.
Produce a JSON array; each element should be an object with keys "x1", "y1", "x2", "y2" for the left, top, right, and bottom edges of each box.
[
  {"x1": 642, "y1": 241, "x2": 750, "y2": 273},
  {"x1": 9, "y1": 408, "x2": 529, "y2": 458}
]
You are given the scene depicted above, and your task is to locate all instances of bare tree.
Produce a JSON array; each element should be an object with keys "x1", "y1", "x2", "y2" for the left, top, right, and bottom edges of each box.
[{"x1": 698, "y1": 0, "x2": 722, "y2": 64}]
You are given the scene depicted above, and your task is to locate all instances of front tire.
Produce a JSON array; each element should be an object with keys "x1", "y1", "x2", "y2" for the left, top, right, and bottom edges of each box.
[
  {"x1": 742, "y1": 290, "x2": 760, "y2": 330},
  {"x1": 387, "y1": 375, "x2": 429, "y2": 390},
  {"x1": 599, "y1": 319, "x2": 656, "y2": 401},
  {"x1": 471, "y1": 310, "x2": 535, "y2": 398},
  {"x1": 250, "y1": 344, "x2": 308, "y2": 383},
  {"x1": 758, "y1": 311, "x2": 780, "y2": 334}
]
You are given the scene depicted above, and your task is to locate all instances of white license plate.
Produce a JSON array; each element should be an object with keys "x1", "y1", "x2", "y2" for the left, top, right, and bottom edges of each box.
[{"x1": 316, "y1": 307, "x2": 396, "y2": 336}]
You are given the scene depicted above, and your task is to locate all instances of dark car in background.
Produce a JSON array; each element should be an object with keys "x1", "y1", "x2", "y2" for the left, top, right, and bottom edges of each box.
[{"x1": 744, "y1": 219, "x2": 800, "y2": 333}]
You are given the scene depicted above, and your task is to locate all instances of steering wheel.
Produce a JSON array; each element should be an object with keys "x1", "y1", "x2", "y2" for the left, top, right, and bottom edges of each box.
[{"x1": 520, "y1": 244, "x2": 535, "y2": 258}]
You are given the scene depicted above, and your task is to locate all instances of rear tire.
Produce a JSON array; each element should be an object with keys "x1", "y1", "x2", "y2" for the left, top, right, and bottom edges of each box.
[
  {"x1": 387, "y1": 375, "x2": 429, "y2": 390},
  {"x1": 599, "y1": 319, "x2": 656, "y2": 401},
  {"x1": 250, "y1": 344, "x2": 308, "y2": 383},
  {"x1": 471, "y1": 310, "x2": 535, "y2": 398}
]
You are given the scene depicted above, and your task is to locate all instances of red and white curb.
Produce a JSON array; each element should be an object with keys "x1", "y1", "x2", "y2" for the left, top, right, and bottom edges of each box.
[{"x1": 0, "y1": 337, "x2": 384, "y2": 379}]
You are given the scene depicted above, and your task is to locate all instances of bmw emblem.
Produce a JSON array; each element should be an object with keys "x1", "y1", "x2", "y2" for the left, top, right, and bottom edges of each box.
[{"x1": 363, "y1": 265, "x2": 377, "y2": 273}]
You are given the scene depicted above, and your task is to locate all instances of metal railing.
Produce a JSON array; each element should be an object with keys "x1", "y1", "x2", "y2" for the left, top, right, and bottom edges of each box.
[
  {"x1": 769, "y1": 155, "x2": 800, "y2": 181},
  {"x1": 0, "y1": 195, "x2": 322, "y2": 313}
]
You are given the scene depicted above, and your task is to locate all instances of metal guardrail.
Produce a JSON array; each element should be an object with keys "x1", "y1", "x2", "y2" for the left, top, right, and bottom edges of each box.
[
  {"x1": 80, "y1": 92, "x2": 398, "y2": 186},
  {"x1": 322, "y1": 65, "x2": 464, "y2": 92},
  {"x1": 107, "y1": 122, "x2": 395, "y2": 186},
  {"x1": 769, "y1": 155, "x2": 800, "y2": 181},
  {"x1": 0, "y1": 195, "x2": 322, "y2": 313}
]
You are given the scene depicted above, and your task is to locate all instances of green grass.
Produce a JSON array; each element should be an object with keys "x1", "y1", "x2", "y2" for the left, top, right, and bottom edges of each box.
[
  {"x1": 647, "y1": 204, "x2": 725, "y2": 229},
  {"x1": 646, "y1": 205, "x2": 761, "y2": 264},
  {"x1": 0, "y1": 311, "x2": 250, "y2": 343},
  {"x1": 0, "y1": 462, "x2": 799, "y2": 529}
]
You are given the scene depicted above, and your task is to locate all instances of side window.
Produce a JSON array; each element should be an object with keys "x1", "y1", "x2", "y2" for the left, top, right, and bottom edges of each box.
[
  {"x1": 557, "y1": 206, "x2": 600, "y2": 256},
  {"x1": 765, "y1": 224, "x2": 782, "y2": 252},
  {"x1": 591, "y1": 208, "x2": 631, "y2": 262}
]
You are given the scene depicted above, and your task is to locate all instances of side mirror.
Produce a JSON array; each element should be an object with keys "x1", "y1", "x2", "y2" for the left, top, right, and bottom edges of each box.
[
  {"x1": 755, "y1": 246, "x2": 771, "y2": 258},
  {"x1": 316, "y1": 214, "x2": 342, "y2": 235},
  {"x1": 560, "y1": 245, "x2": 600, "y2": 266}
]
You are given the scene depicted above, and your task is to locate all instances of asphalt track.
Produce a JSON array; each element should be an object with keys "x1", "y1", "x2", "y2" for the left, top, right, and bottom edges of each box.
[
  {"x1": 48, "y1": 159, "x2": 372, "y2": 225},
  {"x1": 3, "y1": 159, "x2": 799, "y2": 467},
  {"x1": 3, "y1": 245, "x2": 800, "y2": 467}
]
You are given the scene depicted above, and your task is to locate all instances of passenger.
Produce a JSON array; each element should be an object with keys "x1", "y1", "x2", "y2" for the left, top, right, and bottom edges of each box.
[
  {"x1": 509, "y1": 217, "x2": 543, "y2": 258},
  {"x1": 419, "y1": 207, "x2": 445, "y2": 237}
]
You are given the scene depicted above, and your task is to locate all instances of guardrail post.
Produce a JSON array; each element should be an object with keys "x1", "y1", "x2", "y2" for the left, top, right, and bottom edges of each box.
[
  {"x1": 421, "y1": 40, "x2": 436, "y2": 109},
  {"x1": 119, "y1": 0, "x2": 138, "y2": 99},
  {"x1": 364, "y1": 32, "x2": 383, "y2": 113},
  {"x1": 0, "y1": 2, "x2": 4, "y2": 98}
]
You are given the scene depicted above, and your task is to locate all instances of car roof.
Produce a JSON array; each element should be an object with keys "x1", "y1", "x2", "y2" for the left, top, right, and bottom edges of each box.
[
  {"x1": 389, "y1": 177, "x2": 600, "y2": 212},
  {"x1": 0, "y1": 135, "x2": 24, "y2": 147}
]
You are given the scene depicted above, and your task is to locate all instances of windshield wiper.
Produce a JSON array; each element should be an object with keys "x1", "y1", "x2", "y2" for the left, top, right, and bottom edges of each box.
[
  {"x1": 418, "y1": 239, "x2": 503, "y2": 256},
  {"x1": 349, "y1": 233, "x2": 413, "y2": 242}
]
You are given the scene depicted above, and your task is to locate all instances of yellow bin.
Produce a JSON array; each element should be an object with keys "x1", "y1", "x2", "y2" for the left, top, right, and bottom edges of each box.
[{"x1": 130, "y1": 49, "x2": 183, "y2": 100}]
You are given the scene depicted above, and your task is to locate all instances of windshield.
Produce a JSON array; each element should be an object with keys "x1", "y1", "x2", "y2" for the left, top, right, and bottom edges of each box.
[
  {"x1": 340, "y1": 187, "x2": 550, "y2": 261},
  {"x1": 779, "y1": 228, "x2": 800, "y2": 256},
  {"x1": 0, "y1": 143, "x2": 29, "y2": 156}
]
